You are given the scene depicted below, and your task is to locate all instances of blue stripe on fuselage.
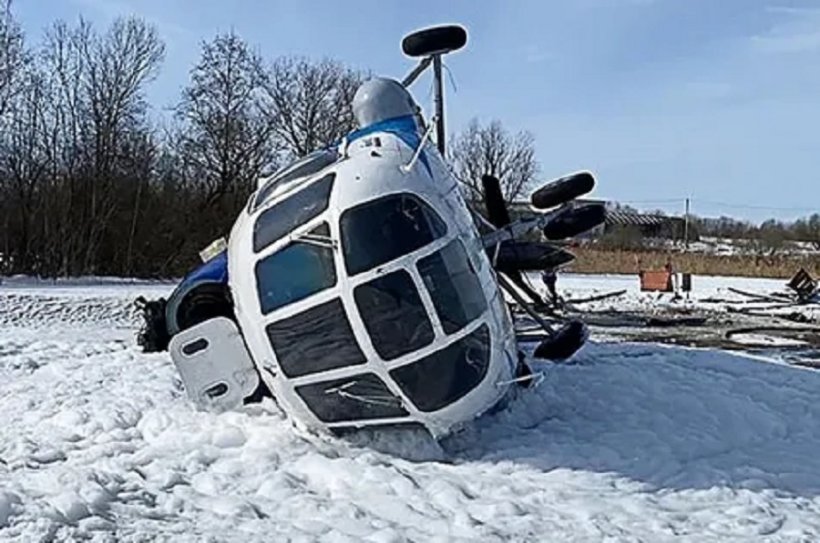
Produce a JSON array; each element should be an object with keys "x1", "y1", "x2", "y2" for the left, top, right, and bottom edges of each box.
[{"x1": 346, "y1": 115, "x2": 433, "y2": 178}]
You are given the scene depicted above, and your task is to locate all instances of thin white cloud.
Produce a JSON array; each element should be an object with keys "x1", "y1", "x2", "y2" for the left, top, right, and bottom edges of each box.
[
  {"x1": 752, "y1": 31, "x2": 820, "y2": 53},
  {"x1": 752, "y1": 6, "x2": 820, "y2": 53}
]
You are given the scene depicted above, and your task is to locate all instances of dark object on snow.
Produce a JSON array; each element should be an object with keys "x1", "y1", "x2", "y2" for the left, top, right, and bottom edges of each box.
[
  {"x1": 135, "y1": 296, "x2": 170, "y2": 353},
  {"x1": 788, "y1": 268, "x2": 818, "y2": 303},
  {"x1": 645, "y1": 316, "x2": 708, "y2": 327},
  {"x1": 542, "y1": 269, "x2": 559, "y2": 304},
  {"x1": 563, "y1": 289, "x2": 627, "y2": 305},
  {"x1": 728, "y1": 287, "x2": 794, "y2": 304},
  {"x1": 534, "y1": 320, "x2": 588, "y2": 361},
  {"x1": 681, "y1": 273, "x2": 692, "y2": 293}
]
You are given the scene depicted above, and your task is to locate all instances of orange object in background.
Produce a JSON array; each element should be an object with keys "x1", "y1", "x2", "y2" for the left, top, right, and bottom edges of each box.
[{"x1": 640, "y1": 270, "x2": 674, "y2": 292}]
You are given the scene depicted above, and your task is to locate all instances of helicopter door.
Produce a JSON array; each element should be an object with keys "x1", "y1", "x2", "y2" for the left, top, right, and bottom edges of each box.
[{"x1": 169, "y1": 317, "x2": 260, "y2": 412}]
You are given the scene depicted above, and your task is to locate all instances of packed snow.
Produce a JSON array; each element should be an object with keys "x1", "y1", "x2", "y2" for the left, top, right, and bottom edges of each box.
[{"x1": 1, "y1": 275, "x2": 820, "y2": 541}]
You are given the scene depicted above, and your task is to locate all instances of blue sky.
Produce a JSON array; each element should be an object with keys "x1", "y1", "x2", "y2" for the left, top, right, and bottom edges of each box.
[{"x1": 14, "y1": 0, "x2": 820, "y2": 222}]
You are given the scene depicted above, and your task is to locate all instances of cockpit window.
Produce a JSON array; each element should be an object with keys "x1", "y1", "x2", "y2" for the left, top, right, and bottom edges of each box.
[
  {"x1": 340, "y1": 193, "x2": 447, "y2": 275},
  {"x1": 266, "y1": 298, "x2": 366, "y2": 378},
  {"x1": 253, "y1": 173, "x2": 335, "y2": 252},
  {"x1": 255, "y1": 223, "x2": 336, "y2": 314},
  {"x1": 354, "y1": 270, "x2": 434, "y2": 360},
  {"x1": 390, "y1": 323, "x2": 491, "y2": 412},
  {"x1": 253, "y1": 150, "x2": 337, "y2": 211},
  {"x1": 417, "y1": 240, "x2": 487, "y2": 334},
  {"x1": 296, "y1": 373, "x2": 409, "y2": 423}
]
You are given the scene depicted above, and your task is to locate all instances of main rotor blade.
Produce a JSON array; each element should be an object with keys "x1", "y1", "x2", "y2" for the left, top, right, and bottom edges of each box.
[{"x1": 481, "y1": 174, "x2": 511, "y2": 228}]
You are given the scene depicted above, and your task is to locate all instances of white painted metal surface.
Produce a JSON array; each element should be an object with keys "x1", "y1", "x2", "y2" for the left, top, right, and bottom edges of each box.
[
  {"x1": 169, "y1": 317, "x2": 260, "y2": 413},
  {"x1": 227, "y1": 127, "x2": 517, "y2": 437}
]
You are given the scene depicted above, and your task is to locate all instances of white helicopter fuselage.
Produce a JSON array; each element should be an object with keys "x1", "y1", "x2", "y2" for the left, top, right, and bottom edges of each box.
[{"x1": 227, "y1": 125, "x2": 518, "y2": 438}]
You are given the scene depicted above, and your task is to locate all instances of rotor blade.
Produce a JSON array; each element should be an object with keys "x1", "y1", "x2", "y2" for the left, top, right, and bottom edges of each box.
[
  {"x1": 531, "y1": 171, "x2": 595, "y2": 210},
  {"x1": 492, "y1": 241, "x2": 575, "y2": 272},
  {"x1": 481, "y1": 174, "x2": 511, "y2": 228},
  {"x1": 495, "y1": 272, "x2": 555, "y2": 337},
  {"x1": 497, "y1": 270, "x2": 589, "y2": 361},
  {"x1": 533, "y1": 320, "x2": 589, "y2": 361},
  {"x1": 542, "y1": 204, "x2": 606, "y2": 240}
]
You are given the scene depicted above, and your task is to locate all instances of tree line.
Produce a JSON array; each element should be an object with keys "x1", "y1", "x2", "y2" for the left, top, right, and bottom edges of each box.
[
  {"x1": 695, "y1": 215, "x2": 820, "y2": 249},
  {"x1": 0, "y1": 8, "x2": 539, "y2": 278},
  {"x1": 0, "y1": 11, "x2": 367, "y2": 277}
]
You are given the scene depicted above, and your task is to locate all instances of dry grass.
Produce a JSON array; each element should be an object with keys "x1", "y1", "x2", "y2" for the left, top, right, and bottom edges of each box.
[{"x1": 568, "y1": 248, "x2": 820, "y2": 279}]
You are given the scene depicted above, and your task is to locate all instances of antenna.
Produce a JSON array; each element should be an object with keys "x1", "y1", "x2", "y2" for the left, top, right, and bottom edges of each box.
[{"x1": 400, "y1": 25, "x2": 467, "y2": 156}]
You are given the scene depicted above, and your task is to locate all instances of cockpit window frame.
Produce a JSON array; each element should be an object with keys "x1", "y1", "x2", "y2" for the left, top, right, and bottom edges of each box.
[
  {"x1": 417, "y1": 239, "x2": 488, "y2": 334},
  {"x1": 339, "y1": 192, "x2": 448, "y2": 276},
  {"x1": 254, "y1": 222, "x2": 338, "y2": 315},
  {"x1": 253, "y1": 173, "x2": 335, "y2": 253},
  {"x1": 252, "y1": 150, "x2": 338, "y2": 212}
]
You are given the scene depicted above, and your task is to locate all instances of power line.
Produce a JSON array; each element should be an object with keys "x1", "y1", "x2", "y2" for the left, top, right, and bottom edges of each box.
[
  {"x1": 693, "y1": 199, "x2": 819, "y2": 213},
  {"x1": 609, "y1": 197, "x2": 816, "y2": 214},
  {"x1": 615, "y1": 198, "x2": 685, "y2": 205}
]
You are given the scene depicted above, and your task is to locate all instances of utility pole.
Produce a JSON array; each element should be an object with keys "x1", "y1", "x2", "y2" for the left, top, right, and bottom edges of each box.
[{"x1": 683, "y1": 197, "x2": 690, "y2": 251}]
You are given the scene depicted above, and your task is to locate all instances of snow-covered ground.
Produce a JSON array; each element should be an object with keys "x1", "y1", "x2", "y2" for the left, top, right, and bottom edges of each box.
[
  {"x1": 2, "y1": 276, "x2": 820, "y2": 541},
  {"x1": 544, "y1": 272, "x2": 819, "y2": 322},
  {"x1": 688, "y1": 237, "x2": 820, "y2": 257}
]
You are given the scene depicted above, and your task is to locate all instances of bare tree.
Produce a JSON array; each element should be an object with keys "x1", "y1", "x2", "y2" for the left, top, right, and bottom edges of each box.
[
  {"x1": 0, "y1": 17, "x2": 379, "y2": 279},
  {"x1": 0, "y1": 66, "x2": 51, "y2": 272},
  {"x1": 450, "y1": 118, "x2": 539, "y2": 205},
  {"x1": 37, "y1": 19, "x2": 93, "y2": 275},
  {"x1": 265, "y1": 57, "x2": 364, "y2": 158},
  {"x1": 175, "y1": 31, "x2": 275, "y2": 207},
  {"x1": 81, "y1": 17, "x2": 164, "y2": 272},
  {"x1": 0, "y1": 0, "x2": 24, "y2": 116}
]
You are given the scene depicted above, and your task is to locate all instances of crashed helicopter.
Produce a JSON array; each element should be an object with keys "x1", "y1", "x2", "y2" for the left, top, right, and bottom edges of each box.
[{"x1": 136, "y1": 25, "x2": 606, "y2": 439}]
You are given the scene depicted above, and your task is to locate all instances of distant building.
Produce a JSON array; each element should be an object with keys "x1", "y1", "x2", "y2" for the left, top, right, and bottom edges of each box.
[{"x1": 602, "y1": 208, "x2": 685, "y2": 239}]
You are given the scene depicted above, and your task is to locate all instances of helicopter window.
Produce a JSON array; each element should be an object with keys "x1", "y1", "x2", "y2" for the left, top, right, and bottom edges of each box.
[
  {"x1": 353, "y1": 270, "x2": 434, "y2": 360},
  {"x1": 255, "y1": 223, "x2": 336, "y2": 314},
  {"x1": 340, "y1": 193, "x2": 447, "y2": 275},
  {"x1": 417, "y1": 240, "x2": 487, "y2": 334},
  {"x1": 295, "y1": 373, "x2": 409, "y2": 423},
  {"x1": 253, "y1": 173, "x2": 335, "y2": 252},
  {"x1": 390, "y1": 324, "x2": 490, "y2": 412},
  {"x1": 266, "y1": 297, "x2": 366, "y2": 378},
  {"x1": 253, "y1": 150, "x2": 337, "y2": 211}
]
